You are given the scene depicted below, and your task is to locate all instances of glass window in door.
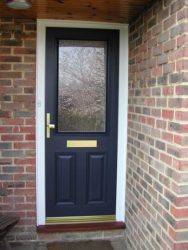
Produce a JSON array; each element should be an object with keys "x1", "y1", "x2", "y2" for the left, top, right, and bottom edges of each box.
[{"x1": 58, "y1": 40, "x2": 107, "y2": 132}]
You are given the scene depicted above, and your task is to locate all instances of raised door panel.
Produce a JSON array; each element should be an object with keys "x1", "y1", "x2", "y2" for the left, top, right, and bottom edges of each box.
[
  {"x1": 86, "y1": 153, "x2": 107, "y2": 204},
  {"x1": 56, "y1": 154, "x2": 76, "y2": 205}
]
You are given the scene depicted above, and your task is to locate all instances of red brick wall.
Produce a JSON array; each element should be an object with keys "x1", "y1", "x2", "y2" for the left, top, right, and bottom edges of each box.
[
  {"x1": 1, "y1": 1, "x2": 188, "y2": 246},
  {"x1": 127, "y1": 0, "x2": 188, "y2": 249},
  {"x1": 0, "y1": 18, "x2": 37, "y2": 240}
]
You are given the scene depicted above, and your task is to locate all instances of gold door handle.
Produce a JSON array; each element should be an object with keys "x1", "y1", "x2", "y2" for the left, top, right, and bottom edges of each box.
[{"x1": 46, "y1": 113, "x2": 55, "y2": 138}]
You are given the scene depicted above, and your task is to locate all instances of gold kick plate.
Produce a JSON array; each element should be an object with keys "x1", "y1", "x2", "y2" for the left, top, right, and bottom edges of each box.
[
  {"x1": 46, "y1": 215, "x2": 115, "y2": 224},
  {"x1": 67, "y1": 140, "x2": 97, "y2": 148},
  {"x1": 46, "y1": 113, "x2": 55, "y2": 138}
]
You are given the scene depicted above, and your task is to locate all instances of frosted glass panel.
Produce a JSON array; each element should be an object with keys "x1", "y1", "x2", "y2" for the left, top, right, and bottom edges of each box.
[{"x1": 58, "y1": 40, "x2": 107, "y2": 132}]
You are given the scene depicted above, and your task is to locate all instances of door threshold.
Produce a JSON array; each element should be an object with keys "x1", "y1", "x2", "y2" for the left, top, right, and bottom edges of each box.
[{"x1": 37, "y1": 221, "x2": 126, "y2": 233}]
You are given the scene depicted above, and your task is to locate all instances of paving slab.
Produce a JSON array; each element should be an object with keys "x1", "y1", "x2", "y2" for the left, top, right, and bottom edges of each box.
[{"x1": 8, "y1": 238, "x2": 127, "y2": 250}]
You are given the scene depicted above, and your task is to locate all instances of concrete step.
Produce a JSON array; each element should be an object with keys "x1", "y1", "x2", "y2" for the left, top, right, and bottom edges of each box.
[{"x1": 9, "y1": 239, "x2": 127, "y2": 250}]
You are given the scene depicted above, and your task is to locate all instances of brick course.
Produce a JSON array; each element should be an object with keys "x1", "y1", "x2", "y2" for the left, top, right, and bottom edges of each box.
[
  {"x1": 0, "y1": 18, "x2": 37, "y2": 240},
  {"x1": 127, "y1": 0, "x2": 188, "y2": 249}
]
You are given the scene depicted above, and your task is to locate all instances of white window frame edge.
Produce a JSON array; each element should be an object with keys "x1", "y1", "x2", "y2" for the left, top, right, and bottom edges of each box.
[{"x1": 36, "y1": 19, "x2": 128, "y2": 225}]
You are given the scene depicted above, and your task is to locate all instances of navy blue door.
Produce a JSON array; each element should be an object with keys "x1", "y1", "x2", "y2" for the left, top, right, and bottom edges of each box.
[{"x1": 45, "y1": 27, "x2": 119, "y2": 220}]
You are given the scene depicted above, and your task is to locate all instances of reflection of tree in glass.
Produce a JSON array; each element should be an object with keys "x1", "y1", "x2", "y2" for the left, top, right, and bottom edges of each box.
[{"x1": 58, "y1": 40, "x2": 106, "y2": 132}]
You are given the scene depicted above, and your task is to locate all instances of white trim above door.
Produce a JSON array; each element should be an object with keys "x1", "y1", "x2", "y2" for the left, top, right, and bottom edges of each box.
[{"x1": 36, "y1": 19, "x2": 128, "y2": 226}]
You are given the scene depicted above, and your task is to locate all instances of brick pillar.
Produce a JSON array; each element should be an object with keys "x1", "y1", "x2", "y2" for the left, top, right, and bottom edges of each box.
[
  {"x1": 127, "y1": 0, "x2": 188, "y2": 249},
  {"x1": 0, "y1": 18, "x2": 37, "y2": 240}
]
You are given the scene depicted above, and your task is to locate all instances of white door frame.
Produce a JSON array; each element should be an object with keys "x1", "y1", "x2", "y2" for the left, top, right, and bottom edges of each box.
[{"x1": 36, "y1": 19, "x2": 128, "y2": 225}]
